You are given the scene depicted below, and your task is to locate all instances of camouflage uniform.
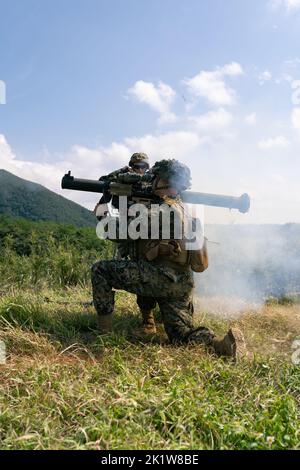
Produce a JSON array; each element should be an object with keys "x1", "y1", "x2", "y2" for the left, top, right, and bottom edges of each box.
[
  {"x1": 92, "y1": 159, "x2": 215, "y2": 345},
  {"x1": 96, "y1": 152, "x2": 155, "y2": 325},
  {"x1": 92, "y1": 259, "x2": 214, "y2": 345}
]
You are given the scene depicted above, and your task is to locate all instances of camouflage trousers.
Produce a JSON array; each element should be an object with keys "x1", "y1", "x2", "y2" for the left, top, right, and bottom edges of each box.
[
  {"x1": 91, "y1": 259, "x2": 215, "y2": 345},
  {"x1": 113, "y1": 242, "x2": 157, "y2": 313}
]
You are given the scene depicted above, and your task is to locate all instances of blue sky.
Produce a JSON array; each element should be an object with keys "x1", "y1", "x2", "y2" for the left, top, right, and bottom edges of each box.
[{"x1": 0, "y1": 0, "x2": 300, "y2": 223}]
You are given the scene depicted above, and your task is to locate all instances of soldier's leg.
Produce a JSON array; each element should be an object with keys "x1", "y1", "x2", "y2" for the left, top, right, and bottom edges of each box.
[
  {"x1": 91, "y1": 260, "x2": 116, "y2": 333},
  {"x1": 158, "y1": 293, "x2": 248, "y2": 359},
  {"x1": 92, "y1": 260, "x2": 248, "y2": 357},
  {"x1": 91, "y1": 259, "x2": 169, "y2": 333},
  {"x1": 158, "y1": 293, "x2": 215, "y2": 346},
  {"x1": 136, "y1": 296, "x2": 157, "y2": 334}
]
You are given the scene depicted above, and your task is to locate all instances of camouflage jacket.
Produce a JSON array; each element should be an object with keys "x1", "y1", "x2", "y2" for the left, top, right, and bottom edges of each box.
[{"x1": 110, "y1": 195, "x2": 208, "y2": 272}]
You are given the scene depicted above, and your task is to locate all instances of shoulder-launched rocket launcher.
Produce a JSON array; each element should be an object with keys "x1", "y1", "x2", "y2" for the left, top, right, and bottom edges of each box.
[{"x1": 61, "y1": 171, "x2": 250, "y2": 213}]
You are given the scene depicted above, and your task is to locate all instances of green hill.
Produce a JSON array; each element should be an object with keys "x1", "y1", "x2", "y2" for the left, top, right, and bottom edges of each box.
[{"x1": 0, "y1": 169, "x2": 96, "y2": 226}]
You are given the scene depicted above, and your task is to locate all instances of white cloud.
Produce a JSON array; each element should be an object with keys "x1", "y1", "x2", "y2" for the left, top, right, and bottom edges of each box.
[
  {"x1": 258, "y1": 70, "x2": 272, "y2": 85},
  {"x1": 258, "y1": 136, "x2": 290, "y2": 149},
  {"x1": 245, "y1": 113, "x2": 257, "y2": 126},
  {"x1": 286, "y1": 0, "x2": 300, "y2": 8},
  {"x1": 0, "y1": 131, "x2": 203, "y2": 207},
  {"x1": 67, "y1": 143, "x2": 129, "y2": 176},
  {"x1": 0, "y1": 134, "x2": 16, "y2": 166},
  {"x1": 0, "y1": 134, "x2": 132, "y2": 207},
  {"x1": 285, "y1": 58, "x2": 300, "y2": 68},
  {"x1": 220, "y1": 63, "x2": 244, "y2": 76},
  {"x1": 291, "y1": 107, "x2": 300, "y2": 135},
  {"x1": 183, "y1": 62, "x2": 244, "y2": 107},
  {"x1": 2, "y1": 125, "x2": 300, "y2": 224},
  {"x1": 0, "y1": 134, "x2": 65, "y2": 195},
  {"x1": 189, "y1": 108, "x2": 233, "y2": 132},
  {"x1": 124, "y1": 131, "x2": 201, "y2": 162},
  {"x1": 1, "y1": 62, "x2": 300, "y2": 225},
  {"x1": 271, "y1": 0, "x2": 300, "y2": 10},
  {"x1": 291, "y1": 81, "x2": 300, "y2": 105},
  {"x1": 128, "y1": 80, "x2": 177, "y2": 124}
]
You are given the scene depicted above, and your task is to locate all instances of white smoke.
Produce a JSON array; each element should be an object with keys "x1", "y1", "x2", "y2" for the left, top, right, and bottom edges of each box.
[{"x1": 195, "y1": 223, "x2": 300, "y2": 314}]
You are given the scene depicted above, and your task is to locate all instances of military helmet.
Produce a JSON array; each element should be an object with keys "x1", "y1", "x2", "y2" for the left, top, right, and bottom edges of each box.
[
  {"x1": 129, "y1": 152, "x2": 149, "y2": 168},
  {"x1": 151, "y1": 159, "x2": 191, "y2": 191}
]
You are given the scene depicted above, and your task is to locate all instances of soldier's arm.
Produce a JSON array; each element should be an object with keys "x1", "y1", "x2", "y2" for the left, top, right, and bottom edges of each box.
[
  {"x1": 98, "y1": 166, "x2": 131, "y2": 204},
  {"x1": 189, "y1": 237, "x2": 209, "y2": 272},
  {"x1": 99, "y1": 166, "x2": 130, "y2": 182},
  {"x1": 182, "y1": 206, "x2": 209, "y2": 272}
]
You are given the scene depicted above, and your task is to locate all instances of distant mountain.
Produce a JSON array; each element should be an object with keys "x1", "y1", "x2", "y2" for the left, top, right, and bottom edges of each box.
[{"x1": 0, "y1": 169, "x2": 96, "y2": 226}]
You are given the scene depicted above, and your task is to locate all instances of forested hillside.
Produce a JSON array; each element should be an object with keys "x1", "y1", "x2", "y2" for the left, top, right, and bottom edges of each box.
[{"x1": 0, "y1": 169, "x2": 96, "y2": 226}]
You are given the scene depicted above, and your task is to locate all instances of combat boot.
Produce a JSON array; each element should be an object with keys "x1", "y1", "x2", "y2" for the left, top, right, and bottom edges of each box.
[
  {"x1": 141, "y1": 310, "x2": 157, "y2": 334},
  {"x1": 212, "y1": 328, "x2": 248, "y2": 360},
  {"x1": 97, "y1": 314, "x2": 113, "y2": 334},
  {"x1": 133, "y1": 310, "x2": 157, "y2": 338}
]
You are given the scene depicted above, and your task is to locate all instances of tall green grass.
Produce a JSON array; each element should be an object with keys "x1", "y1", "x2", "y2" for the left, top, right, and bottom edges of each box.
[
  {"x1": 0, "y1": 288, "x2": 299, "y2": 450},
  {"x1": 0, "y1": 218, "x2": 299, "y2": 450},
  {"x1": 0, "y1": 232, "x2": 113, "y2": 289},
  {"x1": 0, "y1": 293, "x2": 299, "y2": 450}
]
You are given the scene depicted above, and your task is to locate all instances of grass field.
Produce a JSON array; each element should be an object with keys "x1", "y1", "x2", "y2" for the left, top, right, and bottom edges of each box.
[{"x1": 0, "y1": 288, "x2": 299, "y2": 450}]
